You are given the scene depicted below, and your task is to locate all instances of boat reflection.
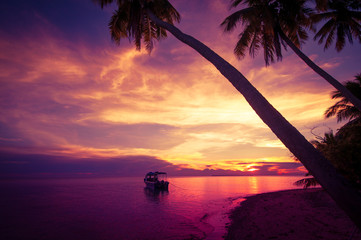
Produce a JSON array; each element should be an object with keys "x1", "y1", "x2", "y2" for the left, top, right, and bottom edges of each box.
[{"x1": 143, "y1": 187, "x2": 169, "y2": 203}]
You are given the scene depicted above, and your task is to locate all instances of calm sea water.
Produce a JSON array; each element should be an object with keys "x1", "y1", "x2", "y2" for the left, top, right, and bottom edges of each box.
[{"x1": 0, "y1": 176, "x2": 303, "y2": 240}]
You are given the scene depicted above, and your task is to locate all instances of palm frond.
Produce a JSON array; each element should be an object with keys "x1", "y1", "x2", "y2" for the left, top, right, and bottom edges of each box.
[
  {"x1": 330, "y1": 89, "x2": 344, "y2": 99},
  {"x1": 222, "y1": 0, "x2": 312, "y2": 66},
  {"x1": 335, "y1": 24, "x2": 347, "y2": 51},
  {"x1": 273, "y1": 31, "x2": 282, "y2": 61},
  {"x1": 349, "y1": 19, "x2": 361, "y2": 42},
  {"x1": 150, "y1": 0, "x2": 180, "y2": 24},
  {"x1": 262, "y1": 26, "x2": 275, "y2": 66},
  {"x1": 325, "y1": 103, "x2": 357, "y2": 122},
  {"x1": 344, "y1": 24, "x2": 354, "y2": 43},
  {"x1": 99, "y1": 0, "x2": 181, "y2": 53},
  {"x1": 325, "y1": 74, "x2": 361, "y2": 122},
  {"x1": 314, "y1": 19, "x2": 336, "y2": 48},
  {"x1": 336, "y1": 105, "x2": 361, "y2": 122},
  {"x1": 109, "y1": 9, "x2": 129, "y2": 44},
  {"x1": 298, "y1": 26, "x2": 308, "y2": 43},
  {"x1": 294, "y1": 177, "x2": 319, "y2": 189},
  {"x1": 248, "y1": 28, "x2": 261, "y2": 58},
  {"x1": 356, "y1": 73, "x2": 361, "y2": 82},
  {"x1": 221, "y1": 8, "x2": 253, "y2": 32},
  {"x1": 325, "y1": 103, "x2": 341, "y2": 118},
  {"x1": 142, "y1": 15, "x2": 154, "y2": 52},
  {"x1": 235, "y1": 24, "x2": 255, "y2": 58},
  {"x1": 311, "y1": 0, "x2": 361, "y2": 51}
]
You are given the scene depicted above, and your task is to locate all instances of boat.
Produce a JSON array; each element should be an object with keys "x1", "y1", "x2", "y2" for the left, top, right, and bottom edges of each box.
[{"x1": 144, "y1": 172, "x2": 169, "y2": 190}]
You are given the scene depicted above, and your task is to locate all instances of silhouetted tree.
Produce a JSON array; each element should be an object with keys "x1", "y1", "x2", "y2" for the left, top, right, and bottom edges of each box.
[
  {"x1": 296, "y1": 72, "x2": 361, "y2": 189},
  {"x1": 311, "y1": 121, "x2": 361, "y2": 188},
  {"x1": 325, "y1": 73, "x2": 361, "y2": 122},
  {"x1": 312, "y1": 0, "x2": 361, "y2": 52},
  {"x1": 221, "y1": 0, "x2": 361, "y2": 112}
]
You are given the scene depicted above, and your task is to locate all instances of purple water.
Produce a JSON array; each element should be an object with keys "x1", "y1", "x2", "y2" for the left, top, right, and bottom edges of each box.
[{"x1": 0, "y1": 176, "x2": 303, "y2": 240}]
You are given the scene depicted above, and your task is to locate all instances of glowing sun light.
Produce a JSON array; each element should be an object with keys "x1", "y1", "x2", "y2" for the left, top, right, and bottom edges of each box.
[{"x1": 247, "y1": 168, "x2": 259, "y2": 172}]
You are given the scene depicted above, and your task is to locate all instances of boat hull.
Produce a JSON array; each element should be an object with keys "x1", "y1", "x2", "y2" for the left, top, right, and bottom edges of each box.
[{"x1": 144, "y1": 180, "x2": 169, "y2": 190}]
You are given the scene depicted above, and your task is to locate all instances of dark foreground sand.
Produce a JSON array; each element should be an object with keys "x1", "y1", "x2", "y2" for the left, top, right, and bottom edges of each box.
[{"x1": 225, "y1": 188, "x2": 361, "y2": 240}]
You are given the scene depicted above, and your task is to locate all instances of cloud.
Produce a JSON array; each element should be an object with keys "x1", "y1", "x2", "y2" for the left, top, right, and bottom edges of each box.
[
  {"x1": 0, "y1": 151, "x2": 177, "y2": 178},
  {"x1": 0, "y1": 151, "x2": 306, "y2": 179},
  {"x1": 201, "y1": 142, "x2": 288, "y2": 160}
]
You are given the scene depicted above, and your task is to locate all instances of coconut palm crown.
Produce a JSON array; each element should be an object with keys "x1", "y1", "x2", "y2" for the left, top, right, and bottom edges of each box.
[
  {"x1": 222, "y1": 0, "x2": 361, "y2": 114},
  {"x1": 221, "y1": 0, "x2": 312, "y2": 66},
  {"x1": 95, "y1": 0, "x2": 180, "y2": 52},
  {"x1": 325, "y1": 73, "x2": 361, "y2": 122},
  {"x1": 311, "y1": 0, "x2": 361, "y2": 52}
]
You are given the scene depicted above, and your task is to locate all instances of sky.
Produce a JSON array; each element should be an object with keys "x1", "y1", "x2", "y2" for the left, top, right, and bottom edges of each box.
[{"x1": 1, "y1": 0, "x2": 360, "y2": 178}]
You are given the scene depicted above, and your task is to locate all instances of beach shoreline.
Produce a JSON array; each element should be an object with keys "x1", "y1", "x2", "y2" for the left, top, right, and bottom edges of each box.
[{"x1": 224, "y1": 188, "x2": 361, "y2": 240}]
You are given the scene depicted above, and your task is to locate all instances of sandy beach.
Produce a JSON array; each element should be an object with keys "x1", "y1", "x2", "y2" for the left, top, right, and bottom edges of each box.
[{"x1": 225, "y1": 188, "x2": 361, "y2": 240}]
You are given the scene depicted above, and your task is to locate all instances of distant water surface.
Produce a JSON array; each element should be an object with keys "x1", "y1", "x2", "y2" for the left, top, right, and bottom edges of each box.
[{"x1": 0, "y1": 176, "x2": 303, "y2": 240}]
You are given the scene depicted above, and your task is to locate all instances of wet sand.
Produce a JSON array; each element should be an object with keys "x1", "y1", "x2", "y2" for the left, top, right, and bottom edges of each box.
[{"x1": 225, "y1": 188, "x2": 361, "y2": 240}]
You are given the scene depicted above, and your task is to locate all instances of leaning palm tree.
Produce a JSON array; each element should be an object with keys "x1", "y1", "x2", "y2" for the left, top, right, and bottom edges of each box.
[
  {"x1": 221, "y1": 0, "x2": 361, "y2": 112},
  {"x1": 94, "y1": 0, "x2": 361, "y2": 228},
  {"x1": 312, "y1": 0, "x2": 361, "y2": 52},
  {"x1": 325, "y1": 73, "x2": 361, "y2": 122}
]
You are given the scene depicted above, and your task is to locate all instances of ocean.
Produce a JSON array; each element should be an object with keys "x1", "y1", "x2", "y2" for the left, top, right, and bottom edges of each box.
[{"x1": 0, "y1": 176, "x2": 304, "y2": 240}]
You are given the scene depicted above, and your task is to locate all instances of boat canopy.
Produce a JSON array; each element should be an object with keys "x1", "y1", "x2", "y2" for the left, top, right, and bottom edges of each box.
[
  {"x1": 144, "y1": 172, "x2": 168, "y2": 182},
  {"x1": 145, "y1": 171, "x2": 167, "y2": 176}
]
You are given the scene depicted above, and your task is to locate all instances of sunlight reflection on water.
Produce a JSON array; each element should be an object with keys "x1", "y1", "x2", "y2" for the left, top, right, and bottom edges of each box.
[{"x1": 0, "y1": 176, "x2": 304, "y2": 240}]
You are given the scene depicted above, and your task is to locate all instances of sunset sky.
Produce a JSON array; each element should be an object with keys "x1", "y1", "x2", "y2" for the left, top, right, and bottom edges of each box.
[{"x1": 1, "y1": 0, "x2": 360, "y2": 178}]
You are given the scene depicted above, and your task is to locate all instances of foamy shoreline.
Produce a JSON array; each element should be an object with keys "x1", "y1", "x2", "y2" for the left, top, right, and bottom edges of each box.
[{"x1": 224, "y1": 188, "x2": 361, "y2": 240}]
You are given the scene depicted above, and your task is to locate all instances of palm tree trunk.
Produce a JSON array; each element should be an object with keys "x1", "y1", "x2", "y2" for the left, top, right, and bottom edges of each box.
[
  {"x1": 147, "y1": 11, "x2": 361, "y2": 229},
  {"x1": 279, "y1": 30, "x2": 361, "y2": 112}
]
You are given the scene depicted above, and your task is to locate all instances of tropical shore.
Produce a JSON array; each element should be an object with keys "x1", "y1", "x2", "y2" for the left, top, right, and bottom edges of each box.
[{"x1": 224, "y1": 188, "x2": 361, "y2": 240}]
